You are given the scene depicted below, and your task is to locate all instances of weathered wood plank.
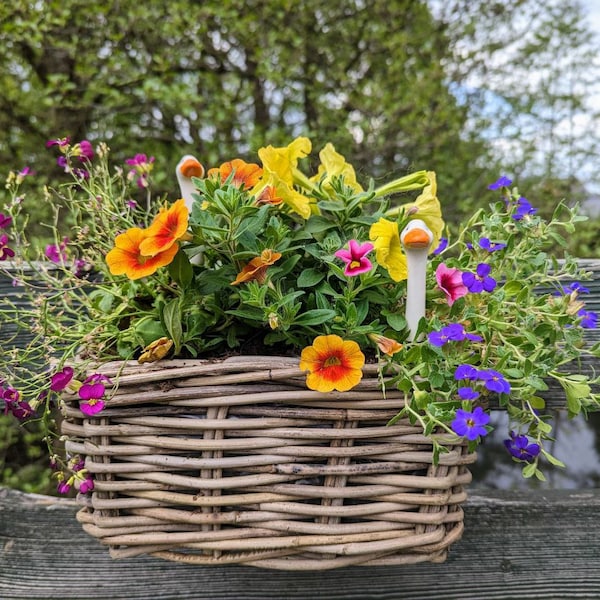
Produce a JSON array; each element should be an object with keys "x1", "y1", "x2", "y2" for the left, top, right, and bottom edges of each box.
[{"x1": 2, "y1": 485, "x2": 600, "y2": 599}]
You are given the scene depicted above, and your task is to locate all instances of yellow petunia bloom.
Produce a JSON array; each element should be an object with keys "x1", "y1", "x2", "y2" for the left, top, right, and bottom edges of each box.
[
  {"x1": 395, "y1": 171, "x2": 444, "y2": 250},
  {"x1": 310, "y1": 143, "x2": 363, "y2": 195},
  {"x1": 299, "y1": 334, "x2": 365, "y2": 393},
  {"x1": 369, "y1": 218, "x2": 408, "y2": 281},
  {"x1": 255, "y1": 137, "x2": 313, "y2": 218}
]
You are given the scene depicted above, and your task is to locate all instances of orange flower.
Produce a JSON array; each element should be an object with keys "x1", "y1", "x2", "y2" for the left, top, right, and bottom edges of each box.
[
  {"x1": 299, "y1": 334, "x2": 365, "y2": 393},
  {"x1": 368, "y1": 333, "x2": 403, "y2": 356},
  {"x1": 231, "y1": 249, "x2": 282, "y2": 285},
  {"x1": 139, "y1": 199, "x2": 190, "y2": 257},
  {"x1": 106, "y1": 228, "x2": 179, "y2": 280},
  {"x1": 255, "y1": 185, "x2": 283, "y2": 206},
  {"x1": 208, "y1": 158, "x2": 263, "y2": 190}
]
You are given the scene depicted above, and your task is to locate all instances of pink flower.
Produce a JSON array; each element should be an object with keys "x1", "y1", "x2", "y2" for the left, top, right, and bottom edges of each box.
[
  {"x1": 50, "y1": 366, "x2": 74, "y2": 392},
  {"x1": 334, "y1": 240, "x2": 374, "y2": 276},
  {"x1": 57, "y1": 480, "x2": 72, "y2": 495},
  {"x1": 436, "y1": 263, "x2": 468, "y2": 306},
  {"x1": 45, "y1": 237, "x2": 69, "y2": 264},
  {"x1": 46, "y1": 136, "x2": 71, "y2": 149}
]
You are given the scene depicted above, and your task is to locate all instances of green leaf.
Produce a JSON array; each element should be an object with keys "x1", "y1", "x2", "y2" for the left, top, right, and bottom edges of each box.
[
  {"x1": 162, "y1": 297, "x2": 183, "y2": 354},
  {"x1": 294, "y1": 309, "x2": 337, "y2": 326},
  {"x1": 503, "y1": 280, "x2": 523, "y2": 296},
  {"x1": 521, "y1": 462, "x2": 537, "y2": 478},
  {"x1": 384, "y1": 312, "x2": 406, "y2": 331},
  {"x1": 528, "y1": 396, "x2": 546, "y2": 410},
  {"x1": 297, "y1": 268, "x2": 325, "y2": 288},
  {"x1": 168, "y1": 249, "x2": 193, "y2": 288}
]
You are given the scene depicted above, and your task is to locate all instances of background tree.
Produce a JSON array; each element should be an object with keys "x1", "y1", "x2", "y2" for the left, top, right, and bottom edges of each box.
[{"x1": 0, "y1": 0, "x2": 598, "y2": 237}]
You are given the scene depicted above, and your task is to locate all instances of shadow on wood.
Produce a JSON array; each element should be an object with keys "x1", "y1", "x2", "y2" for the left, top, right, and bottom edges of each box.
[{"x1": 2, "y1": 485, "x2": 600, "y2": 599}]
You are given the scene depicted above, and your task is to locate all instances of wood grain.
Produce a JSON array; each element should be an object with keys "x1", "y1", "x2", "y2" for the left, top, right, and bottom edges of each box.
[{"x1": 2, "y1": 485, "x2": 600, "y2": 599}]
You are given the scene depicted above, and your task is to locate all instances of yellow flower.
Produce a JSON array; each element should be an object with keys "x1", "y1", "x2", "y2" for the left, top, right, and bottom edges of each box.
[
  {"x1": 394, "y1": 171, "x2": 444, "y2": 250},
  {"x1": 138, "y1": 337, "x2": 174, "y2": 364},
  {"x1": 299, "y1": 334, "x2": 365, "y2": 393},
  {"x1": 310, "y1": 143, "x2": 363, "y2": 195},
  {"x1": 369, "y1": 218, "x2": 407, "y2": 281},
  {"x1": 256, "y1": 137, "x2": 313, "y2": 218}
]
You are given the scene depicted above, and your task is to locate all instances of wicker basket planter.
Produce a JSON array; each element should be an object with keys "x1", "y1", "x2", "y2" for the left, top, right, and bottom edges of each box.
[{"x1": 61, "y1": 356, "x2": 476, "y2": 570}]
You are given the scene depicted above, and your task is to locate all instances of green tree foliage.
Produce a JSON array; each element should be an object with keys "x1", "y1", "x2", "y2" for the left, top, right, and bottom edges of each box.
[{"x1": 0, "y1": 0, "x2": 489, "y2": 230}]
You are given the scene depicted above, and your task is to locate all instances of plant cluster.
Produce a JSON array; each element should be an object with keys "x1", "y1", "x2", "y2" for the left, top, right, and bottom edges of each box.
[{"x1": 1, "y1": 136, "x2": 599, "y2": 494}]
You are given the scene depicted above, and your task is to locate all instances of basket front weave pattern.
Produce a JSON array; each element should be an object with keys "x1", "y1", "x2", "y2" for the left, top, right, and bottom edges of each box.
[{"x1": 61, "y1": 356, "x2": 476, "y2": 570}]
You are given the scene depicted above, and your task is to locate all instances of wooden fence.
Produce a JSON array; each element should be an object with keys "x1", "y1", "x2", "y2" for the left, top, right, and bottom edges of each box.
[{"x1": 1, "y1": 261, "x2": 600, "y2": 599}]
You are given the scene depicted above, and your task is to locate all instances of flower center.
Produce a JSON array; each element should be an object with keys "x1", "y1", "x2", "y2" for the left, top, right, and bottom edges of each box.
[
  {"x1": 324, "y1": 355, "x2": 342, "y2": 368},
  {"x1": 350, "y1": 260, "x2": 361, "y2": 269}
]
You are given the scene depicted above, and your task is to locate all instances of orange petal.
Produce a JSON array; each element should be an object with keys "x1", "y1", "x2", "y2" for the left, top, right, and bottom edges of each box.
[{"x1": 139, "y1": 199, "x2": 189, "y2": 257}]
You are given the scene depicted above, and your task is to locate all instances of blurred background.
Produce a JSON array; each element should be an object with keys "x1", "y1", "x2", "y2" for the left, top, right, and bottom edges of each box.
[{"x1": 1, "y1": 0, "x2": 599, "y2": 494}]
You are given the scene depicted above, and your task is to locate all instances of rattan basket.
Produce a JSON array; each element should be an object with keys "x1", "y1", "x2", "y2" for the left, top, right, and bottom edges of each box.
[{"x1": 61, "y1": 356, "x2": 476, "y2": 570}]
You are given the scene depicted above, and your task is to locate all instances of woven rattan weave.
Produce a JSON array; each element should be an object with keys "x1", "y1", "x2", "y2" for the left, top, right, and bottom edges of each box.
[{"x1": 61, "y1": 356, "x2": 476, "y2": 569}]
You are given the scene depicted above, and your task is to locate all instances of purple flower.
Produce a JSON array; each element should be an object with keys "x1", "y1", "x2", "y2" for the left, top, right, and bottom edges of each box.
[
  {"x1": 512, "y1": 197, "x2": 537, "y2": 221},
  {"x1": 433, "y1": 237, "x2": 448, "y2": 255},
  {"x1": 451, "y1": 406, "x2": 490, "y2": 441},
  {"x1": 479, "y1": 237, "x2": 507, "y2": 252},
  {"x1": 0, "y1": 213, "x2": 12, "y2": 229},
  {"x1": 458, "y1": 386, "x2": 480, "y2": 400},
  {"x1": 479, "y1": 369, "x2": 511, "y2": 394},
  {"x1": 504, "y1": 432, "x2": 541, "y2": 462},
  {"x1": 565, "y1": 282, "x2": 590, "y2": 295},
  {"x1": 50, "y1": 366, "x2": 74, "y2": 392},
  {"x1": 45, "y1": 237, "x2": 69, "y2": 264},
  {"x1": 0, "y1": 234, "x2": 15, "y2": 261},
  {"x1": 334, "y1": 240, "x2": 374, "y2": 276},
  {"x1": 462, "y1": 263, "x2": 496, "y2": 293},
  {"x1": 487, "y1": 176, "x2": 512, "y2": 191},
  {"x1": 428, "y1": 324, "x2": 483, "y2": 347},
  {"x1": 578, "y1": 309, "x2": 598, "y2": 329},
  {"x1": 455, "y1": 364, "x2": 480, "y2": 381}
]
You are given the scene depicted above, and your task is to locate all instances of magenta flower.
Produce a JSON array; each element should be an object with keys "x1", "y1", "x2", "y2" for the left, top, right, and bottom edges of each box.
[
  {"x1": 436, "y1": 263, "x2": 468, "y2": 306},
  {"x1": 46, "y1": 136, "x2": 71, "y2": 149},
  {"x1": 2, "y1": 386, "x2": 34, "y2": 420},
  {"x1": 50, "y1": 366, "x2": 74, "y2": 392},
  {"x1": 334, "y1": 240, "x2": 374, "y2": 276},
  {"x1": 45, "y1": 237, "x2": 69, "y2": 264},
  {"x1": 125, "y1": 153, "x2": 155, "y2": 189},
  {"x1": 0, "y1": 213, "x2": 12, "y2": 229},
  {"x1": 0, "y1": 234, "x2": 15, "y2": 261},
  {"x1": 75, "y1": 140, "x2": 94, "y2": 162},
  {"x1": 57, "y1": 480, "x2": 72, "y2": 495},
  {"x1": 78, "y1": 373, "x2": 111, "y2": 416},
  {"x1": 78, "y1": 475, "x2": 94, "y2": 494}
]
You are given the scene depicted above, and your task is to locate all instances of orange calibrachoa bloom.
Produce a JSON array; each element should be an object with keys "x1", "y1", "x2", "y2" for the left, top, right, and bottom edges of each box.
[
  {"x1": 231, "y1": 249, "x2": 282, "y2": 285},
  {"x1": 105, "y1": 227, "x2": 180, "y2": 280},
  {"x1": 139, "y1": 198, "x2": 190, "y2": 257},
  {"x1": 368, "y1": 333, "x2": 403, "y2": 356},
  {"x1": 255, "y1": 185, "x2": 283, "y2": 206},
  {"x1": 208, "y1": 158, "x2": 263, "y2": 190},
  {"x1": 299, "y1": 334, "x2": 365, "y2": 393}
]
